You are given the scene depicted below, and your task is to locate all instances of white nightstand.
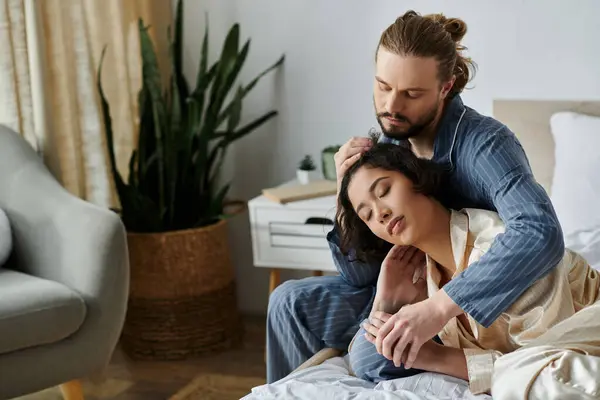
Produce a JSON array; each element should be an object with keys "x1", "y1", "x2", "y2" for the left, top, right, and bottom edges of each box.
[{"x1": 248, "y1": 180, "x2": 338, "y2": 294}]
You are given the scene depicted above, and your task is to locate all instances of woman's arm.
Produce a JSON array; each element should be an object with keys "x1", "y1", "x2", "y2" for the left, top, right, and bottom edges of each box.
[
  {"x1": 364, "y1": 313, "x2": 499, "y2": 395},
  {"x1": 363, "y1": 325, "x2": 468, "y2": 380},
  {"x1": 409, "y1": 339, "x2": 469, "y2": 380},
  {"x1": 363, "y1": 316, "x2": 468, "y2": 379},
  {"x1": 411, "y1": 340, "x2": 500, "y2": 395}
]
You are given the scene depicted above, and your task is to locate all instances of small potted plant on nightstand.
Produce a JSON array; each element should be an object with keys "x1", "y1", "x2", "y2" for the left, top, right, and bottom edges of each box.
[{"x1": 297, "y1": 155, "x2": 317, "y2": 184}]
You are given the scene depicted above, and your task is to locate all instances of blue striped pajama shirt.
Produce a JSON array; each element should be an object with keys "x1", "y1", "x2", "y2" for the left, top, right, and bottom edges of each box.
[{"x1": 266, "y1": 95, "x2": 564, "y2": 383}]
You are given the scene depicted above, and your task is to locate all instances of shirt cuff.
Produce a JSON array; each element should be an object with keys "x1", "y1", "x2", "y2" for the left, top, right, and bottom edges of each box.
[
  {"x1": 464, "y1": 348, "x2": 499, "y2": 395},
  {"x1": 326, "y1": 224, "x2": 340, "y2": 246},
  {"x1": 327, "y1": 222, "x2": 361, "y2": 260},
  {"x1": 443, "y1": 278, "x2": 494, "y2": 328}
]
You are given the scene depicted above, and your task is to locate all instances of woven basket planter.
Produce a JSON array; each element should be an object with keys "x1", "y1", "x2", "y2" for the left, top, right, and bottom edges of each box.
[{"x1": 120, "y1": 219, "x2": 243, "y2": 360}]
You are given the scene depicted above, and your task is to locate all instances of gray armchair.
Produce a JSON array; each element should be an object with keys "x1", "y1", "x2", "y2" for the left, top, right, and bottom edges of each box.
[{"x1": 0, "y1": 125, "x2": 129, "y2": 399}]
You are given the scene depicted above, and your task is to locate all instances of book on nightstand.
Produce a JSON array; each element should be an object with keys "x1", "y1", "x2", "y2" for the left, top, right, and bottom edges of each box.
[{"x1": 262, "y1": 180, "x2": 337, "y2": 204}]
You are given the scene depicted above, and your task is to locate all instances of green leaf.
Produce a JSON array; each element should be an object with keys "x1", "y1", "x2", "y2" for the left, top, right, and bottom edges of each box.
[
  {"x1": 219, "y1": 39, "x2": 250, "y2": 115},
  {"x1": 208, "y1": 110, "x2": 278, "y2": 185},
  {"x1": 195, "y1": 13, "x2": 209, "y2": 96},
  {"x1": 212, "y1": 24, "x2": 240, "y2": 97},
  {"x1": 203, "y1": 24, "x2": 240, "y2": 135},
  {"x1": 229, "y1": 110, "x2": 278, "y2": 143},
  {"x1": 206, "y1": 38, "x2": 250, "y2": 138},
  {"x1": 97, "y1": 46, "x2": 126, "y2": 195},
  {"x1": 244, "y1": 54, "x2": 285, "y2": 94},
  {"x1": 139, "y1": 19, "x2": 167, "y2": 221},
  {"x1": 191, "y1": 63, "x2": 217, "y2": 130},
  {"x1": 122, "y1": 189, "x2": 163, "y2": 232},
  {"x1": 207, "y1": 182, "x2": 231, "y2": 220},
  {"x1": 141, "y1": 151, "x2": 159, "y2": 175},
  {"x1": 226, "y1": 85, "x2": 243, "y2": 133},
  {"x1": 128, "y1": 150, "x2": 138, "y2": 188},
  {"x1": 205, "y1": 144, "x2": 223, "y2": 188},
  {"x1": 216, "y1": 54, "x2": 284, "y2": 127},
  {"x1": 136, "y1": 86, "x2": 148, "y2": 187},
  {"x1": 173, "y1": 0, "x2": 189, "y2": 103},
  {"x1": 168, "y1": 24, "x2": 183, "y2": 225}
]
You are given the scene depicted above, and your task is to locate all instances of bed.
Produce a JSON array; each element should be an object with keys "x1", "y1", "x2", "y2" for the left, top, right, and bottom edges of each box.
[{"x1": 243, "y1": 100, "x2": 600, "y2": 399}]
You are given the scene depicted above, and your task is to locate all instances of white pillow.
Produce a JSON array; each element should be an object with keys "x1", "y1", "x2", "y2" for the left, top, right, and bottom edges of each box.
[
  {"x1": 0, "y1": 208, "x2": 11, "y2": 266},
  {"x1": 550, "y1": 111, "x2": 600, "y2": 269}
]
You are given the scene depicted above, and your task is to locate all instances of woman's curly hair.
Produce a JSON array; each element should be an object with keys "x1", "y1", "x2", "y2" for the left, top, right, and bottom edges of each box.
[{"x1": 336, "y1": 132, "x2": 447, "y2": 262}]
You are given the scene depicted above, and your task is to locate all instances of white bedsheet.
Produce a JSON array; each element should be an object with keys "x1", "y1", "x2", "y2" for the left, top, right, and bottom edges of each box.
[{"x1": 243, "y1": 356, "x2": 492, "y2": 400}]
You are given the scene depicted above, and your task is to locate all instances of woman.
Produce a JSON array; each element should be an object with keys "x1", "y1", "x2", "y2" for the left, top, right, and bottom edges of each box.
[{"x1": 338, "y1": 138, "x2": 600, "y2": 398}]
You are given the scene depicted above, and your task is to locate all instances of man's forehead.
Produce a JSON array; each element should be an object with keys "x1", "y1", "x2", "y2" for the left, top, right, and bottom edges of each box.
[{"x1": 375, "y1": 48, "x2": 439, "y2": 88}]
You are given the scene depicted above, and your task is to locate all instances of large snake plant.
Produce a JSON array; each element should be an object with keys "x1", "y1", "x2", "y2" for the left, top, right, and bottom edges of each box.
[{"x1": 97, "y1": 0, "x2": 284, "y2": 233}]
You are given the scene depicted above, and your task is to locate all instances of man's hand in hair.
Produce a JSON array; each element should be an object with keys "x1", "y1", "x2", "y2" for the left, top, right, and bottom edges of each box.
[{"x1": 334, "y1": 137, "x2": 373, "y2": 195}]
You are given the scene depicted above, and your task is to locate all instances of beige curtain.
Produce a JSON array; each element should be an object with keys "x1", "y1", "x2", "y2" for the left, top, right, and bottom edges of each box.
[
  {"x1": 0, "y1": 0, "x2": 38, "y2": 150},
  {"x1": 0, "y1": 0, "x2": 172, "y2": 209}
]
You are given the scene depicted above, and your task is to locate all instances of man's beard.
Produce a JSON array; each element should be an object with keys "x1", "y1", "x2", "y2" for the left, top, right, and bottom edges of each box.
[{"x1": 376, "y1": 104, "x2": 439, "y2": 140}]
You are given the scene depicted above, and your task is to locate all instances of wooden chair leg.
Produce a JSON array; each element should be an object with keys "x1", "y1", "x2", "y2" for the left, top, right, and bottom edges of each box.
[
  {"x1": 269, "y1": 268, "x2": 281, "y2": 294},
  {"x1": 60, "y1": 380, "x2": 84, "y2": 400}
]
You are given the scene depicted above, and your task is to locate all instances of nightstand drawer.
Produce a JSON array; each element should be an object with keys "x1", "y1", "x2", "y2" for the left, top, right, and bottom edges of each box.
[
  {"x1": 250, "y1": 207, "x2": 337, "y2": 271},
  {"x1": 271, "y1": 234, "x2": 329, "y2": 249},
  {"x1": 270, "y1": 222, "x2": 331, "y2": 238},
  {"x1": 257, "y1": 208, "x2": 335, "y2": 227}
]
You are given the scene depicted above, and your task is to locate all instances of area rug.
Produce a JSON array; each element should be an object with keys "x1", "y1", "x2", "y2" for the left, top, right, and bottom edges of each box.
[
  {"x1": 12, "y1": 379, "x2": 134, "y2": 400},
  {"x1": 169, "y1": 374, "x2": 265, "y2": 400}
]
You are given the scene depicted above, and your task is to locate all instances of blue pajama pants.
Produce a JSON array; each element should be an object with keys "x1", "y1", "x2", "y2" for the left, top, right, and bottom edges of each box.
[{"x1": 266, "y1": 275, "x2": 433, "y2": 383}]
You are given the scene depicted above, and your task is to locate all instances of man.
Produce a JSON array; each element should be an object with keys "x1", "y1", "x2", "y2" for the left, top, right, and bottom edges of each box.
[{"x1": 266, "y1": 10, "x2": 564, "y2": 383}]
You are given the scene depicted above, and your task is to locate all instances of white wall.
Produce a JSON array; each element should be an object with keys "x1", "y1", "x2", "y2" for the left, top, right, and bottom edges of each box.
[{"x1": 179, "y1": 0, "x2": 600, "y2": 314}]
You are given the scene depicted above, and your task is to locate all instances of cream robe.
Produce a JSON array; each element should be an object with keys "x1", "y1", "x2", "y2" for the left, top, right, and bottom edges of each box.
[{"x1": 431, "y1": 209, "x2": 600, "y2": 398}]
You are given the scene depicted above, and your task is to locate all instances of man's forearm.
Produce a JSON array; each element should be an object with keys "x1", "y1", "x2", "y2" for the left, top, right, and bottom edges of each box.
[
  {"x1": 442, "y1": 214, "x2": 563, "y2": 327},
  {"x1": 464, "y1": 130, "x2": 565, "y2": 327},
  {"x1": 429, "y1": 287, "x2": 464, "y2": 320}
]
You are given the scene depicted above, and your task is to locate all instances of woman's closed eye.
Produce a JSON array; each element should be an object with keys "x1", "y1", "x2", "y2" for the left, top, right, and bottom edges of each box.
[
  {"x1": 378, "y1": 186, "x2": 390, "y2": 198},
  {"x1": 360, "y1": 209, "x2": 372, "y2": 222},
  {"x1": 361, "y1": 186, "x2": 389, "y2": 221}
]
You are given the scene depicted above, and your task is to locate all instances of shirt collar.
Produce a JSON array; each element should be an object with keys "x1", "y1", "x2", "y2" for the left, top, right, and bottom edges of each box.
[
  {"x1": 432, "y1": 95, "x2": 467, "y2": 166},
  {"x1": 379, "y1": 95, "x2": 467, "y2": 166},
  {"x1": 426, "y1": 209, "x2": 470, "y2": 294}
]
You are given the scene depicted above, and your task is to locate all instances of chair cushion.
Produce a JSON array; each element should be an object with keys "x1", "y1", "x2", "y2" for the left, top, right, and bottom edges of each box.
[
  {"x1": 0, "y1": 269, "x2": 86, "y2": 355},
  {"x1": 0, "y1": 208, "x2": 11, "y2": 266}
]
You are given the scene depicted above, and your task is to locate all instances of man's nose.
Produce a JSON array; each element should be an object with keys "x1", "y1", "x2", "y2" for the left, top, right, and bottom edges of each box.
[{"x1": 386, "y1": 91, "x2": 406, "y2": 114}]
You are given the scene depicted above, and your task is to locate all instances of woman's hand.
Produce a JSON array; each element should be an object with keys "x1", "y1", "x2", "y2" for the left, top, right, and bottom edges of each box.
[
  {"x1": 370, "y1": 245, "x2": 425, "y2": 315},
  {"x1": 370, "y1": 290, "x2": 462, "y2": 369}
]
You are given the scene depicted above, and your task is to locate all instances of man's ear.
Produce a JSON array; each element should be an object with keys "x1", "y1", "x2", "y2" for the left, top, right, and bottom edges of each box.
[{"x1": 440, "y1": 76, "x2": 456, "y2": 98}]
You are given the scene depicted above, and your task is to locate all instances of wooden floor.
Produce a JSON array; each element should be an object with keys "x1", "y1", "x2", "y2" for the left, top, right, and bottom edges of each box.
[{"x1": 15, "y1": 315, "x2": 267, "y2": 400}]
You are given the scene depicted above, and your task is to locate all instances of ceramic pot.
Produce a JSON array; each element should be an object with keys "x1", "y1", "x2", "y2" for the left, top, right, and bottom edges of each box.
[{"x1": 296, "y1": 169, "x2": 317, "y2": 184}]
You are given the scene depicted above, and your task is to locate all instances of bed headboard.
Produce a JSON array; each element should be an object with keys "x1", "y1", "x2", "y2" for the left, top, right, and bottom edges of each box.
[{"x1": 492, "y1": 100, "x2": 600, "y2": 194}]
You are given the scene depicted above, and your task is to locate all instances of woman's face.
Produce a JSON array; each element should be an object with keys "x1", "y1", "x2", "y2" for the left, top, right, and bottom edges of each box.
[{"x1": 347, "y1": 165, "x2": 433, "y2": 247}]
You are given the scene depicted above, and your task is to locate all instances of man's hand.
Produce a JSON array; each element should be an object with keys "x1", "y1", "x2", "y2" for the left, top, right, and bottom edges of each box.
[
  {"x1": 374, "y1": 289, "x2": 462, "y2": 369},
  {"x1": 334, "y1": 137, "x2": 373, "y2": 194},
  {"x1": 371, "y1": 245, "x2": 425, "y2": 315},
  {"x1": 363, "y1": 312, "x2": 443, "y2": 370}
]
